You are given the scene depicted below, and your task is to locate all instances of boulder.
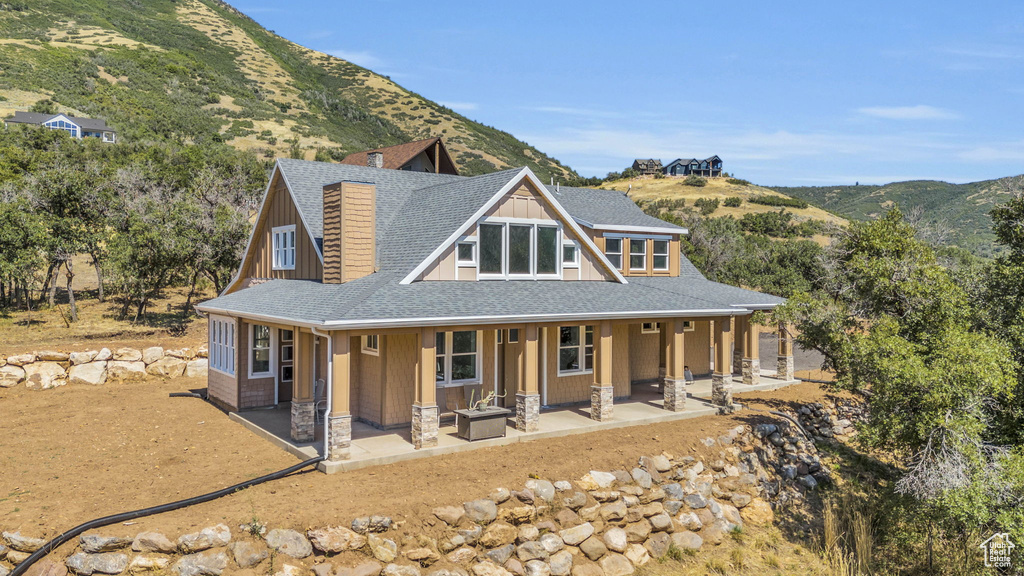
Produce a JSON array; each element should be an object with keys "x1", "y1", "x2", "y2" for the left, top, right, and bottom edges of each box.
[
  {"x1": 502, "y1": 506, "x2": 536, "y2": 525},
  {"x1": 434, "y1": 506, "x2": 466, "y2": 526},
  {"x1": 730, "y1": 494, "x2": 752, "y2": 508},
  {"x1": 106, "y1": 361, "x2": 146, "y2": 382},
  {"x1": 0, "y1": 365, "x2": 26, "y2": 388},
  {"x1": 307, "y1": 526, "x2": 366, "y2": 553},
  {"x1": 68, "y1": 362, "x2": 107, "y2": 386},
  {"x1": 629, "y1": 468, "x2": 652, "y2": 489},
  {"x1": 404, "y1": 548, "x2": 440, "y2": 567},
  {"x1": 675, "y1": 512, "x2": 702, "y2": 531},
  {"x1": 479, "y1": 523, "x2": 517, "y2": 548},
  {"x1": 265, "y1": 529, "x2": 311, "y2": 559},
  {"x1": 184, "y1": 359, "x2": 208, "y2": 378},
  {"x1": 368, "y1": 534, "x2": 398, "y2": 562},
  {"x1": 342, "y1": 561, "x2": 383, "y2": 576},
  {"x1": 670, "y1": 531, "x2": 702, "y2": 551},
  {"x1": 643, "y1": 533, "x2": 671, "y2": 559},
  {"x1": 554, "y1": 509, "x2": 580, "y2": 528},
  {"x1": 166, "y1": 349, "x2": 193, "y2": 360},
  {"x1": 554, "y1": 481, "x2": 572, "y2": 492},
  {"x1": 3, "y1": 532, "x2": 47, "y2": 553},
  {"x1": 94, "y1": 348, "x2": 112, "y2": 362},
  {"x1": 524, "y1": 480, "x2": 555, "y2": 503},
  {"x1": 577, "y1": 537, "x2": 606, "y2": 562},
  {"x1": 23, "y1": 559, "x2": 67, "y2": 576},
  {"x1": 597, "y1": 554, "x2": 633, "y2": 576},
  {"x1": 549, "y1": 550, "x2": 572, "y2": 576},
  {"x1": 599, "y1": 502, "x2": 626, "y2": 522},
  {"x1": 446, "y1": 547, "x2": 476, "y2": 564},
  {"x1": 172, "y1": 550, "x2": 228, "y2": 576},
  {"x1": 80, "y1": 535, "x2": 131, "y2": 554},
  {"x1": 142, "y1": 347, "x2": 164, "y2": 365},
  {"x1": 229, "y1": 541, "x2": 268, "y2": 568},
  {"x1": 516, "y1": 542, "x2": 548, "y2": 562},
  {"x1": 24, "y1": 362, "x2": 67, "y2": 390},
  {"x1": 464, "y1": 500, "x2": 498, "y2": 525},
  {"x1": 132, "y1": 533, "x2": 176, "y2": 554},
  {"x1": 624, "y1": 522, "x2": 651, "y2": 544},
  {"x1": 539, "y1": 533, "x2": 564, "y2": 555},
  {"x1": 177, "y1": 525, "x2": 231, "y2": 554},
  {"x1": 517, "y1": 526, "x2": 539, "y2": 544},
  {"x1": 623, "y1": 544, "x2": 648, "y2": 567},
  {"x1": 36, "y1": 350, "x2": 69, "y2": 362},
  {"x1": 146, "y1": 357, "x2": 186, "y2": 378},
  {"x1": 65, "y1": 553, "x2": 128, "y2": 575},
  {"x1": 561, "y1": 492, "x2": 587, "y2": 511},
  {"x1": 471, "y1": 562, "x2": 512, "y2": 576},
  {"x1": 351, "y1": 516, "x2": 392, "y2": 534},
  {"x1": 683, "y1": 494, "x2": 707, "y2": 509},
  {"x1": 490, "y1": 487, "x2": 511, "y2": 504},
  {"x1": 601, "y1": 529, "x2": 627, "y2": 554},
  {"x1": 483, "y1": 544, "x2": 515, "y2": 565},
  {"x1": 649, "y1": 513, "x2": 673, "y2": 532},
  {"x1": 127, "y1": 556, "x2": 170, "y2": 573},
  {"x1": 6, "y1": 353, "x2": 36, "y2": 366},
  {"x1": 523, "y1": 561, "x2": 549, "y2": 576},
  {"x1": 196, "y1": 345, "x2": 208, "y2": 358},
  {"x1": 739, "y1": 498, "x2": 774, "y2": 526},
  {"x1": 113, "y1": 348, "x2": 142, "y2": 362},
  {"x1": 69, "y1": 351, "x2": 98, "y2": 365},
  {"x1": 557, "y1": 523, "x2": 593, "y2": 547}
]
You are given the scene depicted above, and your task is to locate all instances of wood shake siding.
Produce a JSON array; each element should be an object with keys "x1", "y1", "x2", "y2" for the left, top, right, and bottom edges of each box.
[
  {"x1": 323, "y1": 182, "x2": 376, "y2": 284},
  {"x1": 629, "y1": 324, "x2": 661, "y2": 383},
  {"x1": 243, "y1": 174, "x2": 322, "y2": 285}
]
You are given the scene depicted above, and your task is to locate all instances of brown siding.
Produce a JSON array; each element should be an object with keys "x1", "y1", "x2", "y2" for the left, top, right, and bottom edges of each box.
[
  {"x1": 237, "y1": 320, "x2": 276, "y2": 409},
  {"x1": 358, "y1": 337, "x2": 385, "y2": 426},
  {"x1": 324, "y1": 182, "x2": 376, "y2": 284},
  {"x1": 612, "y1": 323, "x2": 630, "y2": 398},
  {"x1": 241, "y1": 173, "x2": 323, "y2": 286},
  {"x1": 629, "y1": 324, "x2": 661, "y2": 383},
  {"x1": 685, "y1": 320, "x2": 712, "y2": 375},
  {"x1": 543, "y1": 323, "x2": 630, "y2": 405},
  {"x1": 589, "y1": 232, "x2": 682, "y2": 278},
  {"x1": 383, "y1": 333, "x2": 417, "y2": 427}
]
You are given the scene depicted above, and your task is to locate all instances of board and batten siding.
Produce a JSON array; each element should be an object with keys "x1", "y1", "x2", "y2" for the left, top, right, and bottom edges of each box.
[
  {"x1": 629, "y1": 323, "x2": 661, "y2": 383},
  {"x1": 242, "y1": 173, "x2": 323, "y2": 283},
  {"x1": 418, "y1": 178, "x2": 613, "y2": 282},
  {"x1": 544, "y1": 323, "x2": 630, "y2": 405}
]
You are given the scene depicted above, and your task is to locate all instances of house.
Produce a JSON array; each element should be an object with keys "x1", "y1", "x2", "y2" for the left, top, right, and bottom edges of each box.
[
  {"x1": 340, "y1": 136, "x2": 458, "y2": 174},
  {"x1": 631, "y1": 159, "x2": 663, "y2": 175},
  {"x1": 195, "y1": 155, "x2": 791, "y2": 465},
  {"x1": 663, "y1": 156, "x2": 723, "y2": 178},
  {"x1": 3, "y1": 111, "x2": 116, "y2": 143}
]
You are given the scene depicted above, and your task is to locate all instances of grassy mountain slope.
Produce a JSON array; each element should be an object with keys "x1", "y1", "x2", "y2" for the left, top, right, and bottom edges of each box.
[
  {"x1": 0, "y1": 0, "x2": 575, "y2": 180},
  {"x1": 601, "y1": 176, "x2": 847, "y2": 246},
  {"x1": 771, "y1": 177, "x2": 1023, "y2": 257}
]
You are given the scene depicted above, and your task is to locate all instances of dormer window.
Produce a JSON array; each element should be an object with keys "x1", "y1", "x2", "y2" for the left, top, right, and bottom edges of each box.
[
  {"x1": 272, "y1": 225, "x2": 296, "y2": 270},
  {"x1": 653, "y1": 240, "x2": 669, "y2": 271},
  {"x1": 604, "y1": 238, "x2": 622, "y2": 270},
  {"x1": 629, "y1": 239, "x2": 647, "y2": 271}
]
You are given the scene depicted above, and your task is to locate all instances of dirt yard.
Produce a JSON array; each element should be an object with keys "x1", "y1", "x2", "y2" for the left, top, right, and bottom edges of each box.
[{"x1": 0, "y1": 375, "x2": 846, "y2": 559}]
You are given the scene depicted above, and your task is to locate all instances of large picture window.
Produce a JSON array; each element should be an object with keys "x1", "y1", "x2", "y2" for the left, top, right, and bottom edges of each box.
[
  {"x1": 479, "y1": 223, "x2": 504, "y2": 274},
  {"x1": 250, "y1": 324, "x2": 272, "y2": 377},
  {"x1": 436, "y1": 330, "x2": 480, "y2": 385},
  {"x1": 272, "y1": 225, "x2": 296, "y2": 270},
  {"x1": 478, "y1": 220, "x2": 562, "y2": 279},
  {"x1": 558, "y1": 325, "x2": 594, "y2": 376},
  {"x1": 209, "y1": 316, "x2": 235, "y2": 375}
]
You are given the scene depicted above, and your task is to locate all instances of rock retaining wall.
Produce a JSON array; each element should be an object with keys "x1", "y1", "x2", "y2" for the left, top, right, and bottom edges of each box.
[
  {"x1": 0, "y1": 398, "x2": 866, "y2": 576},
  {"x1": 0, "y1": 345, "x2": 208, "y2": 390}
]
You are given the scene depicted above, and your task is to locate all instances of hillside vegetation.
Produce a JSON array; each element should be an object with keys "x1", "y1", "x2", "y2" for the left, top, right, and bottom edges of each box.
[
  {"x1": 771, "y1": 176, "x2": 1024, "y2": 257},
  {"x1": 0, "y1": 0, "x2": 575, "y2": 181}
]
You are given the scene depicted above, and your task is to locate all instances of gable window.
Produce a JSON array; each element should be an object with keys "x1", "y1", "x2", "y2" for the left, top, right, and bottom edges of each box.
[
  {"x1": 604, "y1": 238, "x2": 622, "y2": 270},
  {"x1": 508, "y1": 224, "x2": 532, "y2": 274},
  {"x1": 272, "y1": 225, "x2": 296, "y2": 270},
  {"x1": 209, "y1": 316, "x2": 235, "y2": 376},
  {"x1": 536, "y1": 226, "x2": 558, "y2": 275},
  {"x1": 558, "y1": 325, "x2": 594, "y2": 376},
  {"x1": 362, "y1": 334, "x2": 379, "y2": 355},
  {"x1": 641, "y1": 322, "x2": 660, "y2": 334},
  {"x1": 436, "y1": 330, "x2": 480, "y2": 385},
  {"x1": 653, "y1": 240, "x2": 669, "y2": 271},
  {"x1": 457, "y1": 240, "x2": 476, "y2": 266},
  {"x1": 250, "y1": 324, "x2": 272, "y2": 377},
  {"x1": 562, "y1": 240, "x2": 579, "y2": 268},
  {"x1": 479, "y1": 223, "x2": 504, "y2": 274},
  {"x1": 629, "y1": 239, "x2": 647, "y2": 271},
  {"x1": 45, "y1": 118, "x2": 79, "y2": 138},
  {"x1": 478, "y1": 219, "x2": 562, "y2": 279}
]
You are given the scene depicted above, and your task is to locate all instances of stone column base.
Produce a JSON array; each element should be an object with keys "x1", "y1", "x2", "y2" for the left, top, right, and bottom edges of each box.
[
  {"x1": 591, "y1": 385, "x2": 613, "y2": 421},
  {"x1": 516, "y1": 393, "x2": 540, "y2": 432},
  {"x1": 777, "y1": 355, "x2": 795, "y2": 381},
  {"x1": 412, "y1": 404, "x2": 439, "y2": 449},
  {"x1": 741, "y1": 357, "x2": 761, "y2": 385},
  {"x1": 290, "y1": 400, "x2": 315, "y2": 442},
  {"x1": 663, "y1": 378, "x2": 687, "y2": 412},
  {"x1": 732, "y1": 350, "x2": 743, "y2": 375},
  {"x1": 327, "y1": 414, "x2": 352, "y2": 461},
  {"x1": 711, "y1": 373, "x2": 734, "y2": 409}
]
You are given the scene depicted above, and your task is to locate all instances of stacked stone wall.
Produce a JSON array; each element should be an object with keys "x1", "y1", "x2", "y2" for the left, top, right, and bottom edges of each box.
[{"x1": 0, "y1": 345, "x2": 209, "y2": 390}]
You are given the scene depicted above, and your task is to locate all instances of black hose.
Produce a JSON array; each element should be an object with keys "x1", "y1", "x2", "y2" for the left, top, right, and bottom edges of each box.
[
  {"x1": 169, "y1": 392, "x2": 204, "y2": 399},
  {"x1": 10, "y1": 456, "x2": 324, "y2": 576}
]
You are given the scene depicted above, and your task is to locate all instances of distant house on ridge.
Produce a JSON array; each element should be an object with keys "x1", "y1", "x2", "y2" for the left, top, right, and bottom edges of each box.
[
  {"x1": 663, "y1": 156, "x2": 723, "y2": 178},
  {"x1": 631, "y1": 159, "x2": 663, "y2": 175},
  {"x1": 3, "y1": 111, "x2": 116, "y2": 143}
]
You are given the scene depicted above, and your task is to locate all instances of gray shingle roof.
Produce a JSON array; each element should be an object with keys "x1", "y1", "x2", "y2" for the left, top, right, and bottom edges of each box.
[
  {"x1": 5, "y1": 111, "x2": 113, "y2": 131},
  {"x1": 547, "y1": 185, "x2": 684, "y2": 231}
]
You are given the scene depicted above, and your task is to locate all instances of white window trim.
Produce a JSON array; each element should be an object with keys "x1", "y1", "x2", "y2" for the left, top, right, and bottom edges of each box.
[
  {"x1": 209, "y1": 315, "x2": 236, "y2": 376},
  {"x1": 362, "y1": 334, "x2": 380, "y2": 356},
  {"x1": 477, "y1": 217, "x2": 564, "y2": 281},
  {"x1": 653, "y1": 239, "x2": 670, "y2": 271},
  {"x1": 641, "y1": 322, "x2": 660, "y2": 334},
  {"x1": 557, "y1": 325, "x2": 594, "y2": 377},
  {"x1": 603, "y1": 237, "x2": 623, "y2": 271},
  {"x1": 683, "y1": 320, "x2": 695, "y2": 332},
  {"x1": 436, "y1": 330, "x2": 483, "y2": 387},
  {"x1": 248, "y1": 323, "x2": 276, "y2": 380},
  {"x1": 272, "y1": 225, "x2": 296, "y2": 271},
  {"x1": 456, "y1": 236, "x2": 477, "y2": 267},
  {"x1": 562, "y1": 239, "x2": 579, "y2": 269},
  {"x1": 629, "y1": 238, "x2": 647, "y2": 271}
]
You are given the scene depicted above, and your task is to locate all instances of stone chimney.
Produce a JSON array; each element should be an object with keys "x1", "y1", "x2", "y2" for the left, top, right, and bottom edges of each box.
[
  {"x1": 322, "y1": 181, "x2": 376, "y2": 284},
  {"x1": 367, "y1": 152, "x2": 383, "y2": 169}
]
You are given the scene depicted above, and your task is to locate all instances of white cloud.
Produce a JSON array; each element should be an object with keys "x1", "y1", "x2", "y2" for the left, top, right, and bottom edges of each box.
[
  {"x1": 325, "y1": 49, "x2": 384, "y2": 68},
  {"x1": 959, "y1": 142, "x2": 1024, "y2": 162},
  {"x1": 437, "y1": 101, "x2": 479, "y2": 112},
  {"x1": 857, "y1": 105, "x2": 960, "y2": 120}
]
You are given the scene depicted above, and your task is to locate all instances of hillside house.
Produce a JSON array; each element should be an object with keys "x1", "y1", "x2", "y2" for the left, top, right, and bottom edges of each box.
[
  {"x1": 196, "y1": 155, "x2": 794, "y2": 468},
  {"x1": 631, "y1": 159, "x2": 663, "y2": 175},
  {"x1": 3, "y1": 111, "x2": 116, "y2": 143},
  {"x1": 340, "y1": 136, "x2": 458, "y2": 174},
  {"x1": 664, "y1": 156, "x2": 723, "y2": 178}
]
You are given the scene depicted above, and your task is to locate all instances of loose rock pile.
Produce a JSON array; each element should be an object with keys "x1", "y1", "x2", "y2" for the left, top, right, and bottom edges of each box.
[
  {"x1": 790, "y1": 399, "x2": 867, "y2": 442},
  {"x1": 0, "y1": 412, "x2": 842, "y2": 576},
  {"x1": 0, "y1": 346, "x2": 208, "y2": 390}
]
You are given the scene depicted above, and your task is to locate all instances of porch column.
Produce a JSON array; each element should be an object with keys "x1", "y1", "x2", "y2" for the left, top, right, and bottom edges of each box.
[
  {"x1": 516, "y1": 323, "x2": 540, "y2": 432},
  {"x1": 712, "y1": 318, "x2": 735, "y2": 409},
  {"x1": 663, "y1": 319, "x2": 687, "y2": 412},
  {"x1": 291, "y1": 330, "x2": 315, "y2": 442},
  {"x1": 413, "y1": 327, "x2": 439, "y2": 449},
  {"x1": 327, "y1": 331, "x2": 351, "y2": 461},
  {"x1": 733, "y1": 316, "x2": 747, "y2": 374},
  {"x1": 591, "y1": 320, "x2": 614, "y2": 421},
  {"x1": 742, "y1": 317, "x2": 761, "y2": 385},
  {"x1": 777, "y1": 322, "x2": 795, "y2": 381}
]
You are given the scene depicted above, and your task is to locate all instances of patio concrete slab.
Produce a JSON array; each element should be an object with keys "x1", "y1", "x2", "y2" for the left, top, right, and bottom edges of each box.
[{"x1": 229, "y1": 374, "x2": 799, "y2": 473}]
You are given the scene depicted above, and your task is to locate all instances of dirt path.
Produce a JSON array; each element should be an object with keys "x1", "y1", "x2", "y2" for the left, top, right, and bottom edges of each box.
[{"x1": 0, "y1": 376, "x2": 840, "y2": 547}]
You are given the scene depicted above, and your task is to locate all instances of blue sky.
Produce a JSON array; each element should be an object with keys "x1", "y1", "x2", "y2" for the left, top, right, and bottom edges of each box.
[{"x1": 237, "y1": 1, "x2": 1024, "y2": 185}]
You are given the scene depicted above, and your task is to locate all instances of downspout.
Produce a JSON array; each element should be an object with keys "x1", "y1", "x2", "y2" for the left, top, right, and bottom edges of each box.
[
  {"x1": 312, "y1": 326, "x2": 331, "y2": 459},
  {"x1": 541, "y1": 327, "x2": 547, "y2": 406}
]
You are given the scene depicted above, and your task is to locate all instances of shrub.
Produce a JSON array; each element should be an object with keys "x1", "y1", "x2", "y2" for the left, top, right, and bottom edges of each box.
[
  {"x1": 683, "y1": 174, "x2": 707, "y2": 187},
  {"x1": 694, "y1": 197, "x2": 719, "y2": 215},
  {"x1": 727, "y1": 177, "x2": 750, "y2": 186},
  {"x1": 621, "y1": 168, "x2": 639, "y2": 179},
  {"x1": 654, "y1": 171, "x2": 665, "y2": 179},
  {"x1": 723, "y1": 196, "x2": 742, "y2": 207},
  {"x1": 749, "y1": 194, "x2": 809, "y2": 209}
]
